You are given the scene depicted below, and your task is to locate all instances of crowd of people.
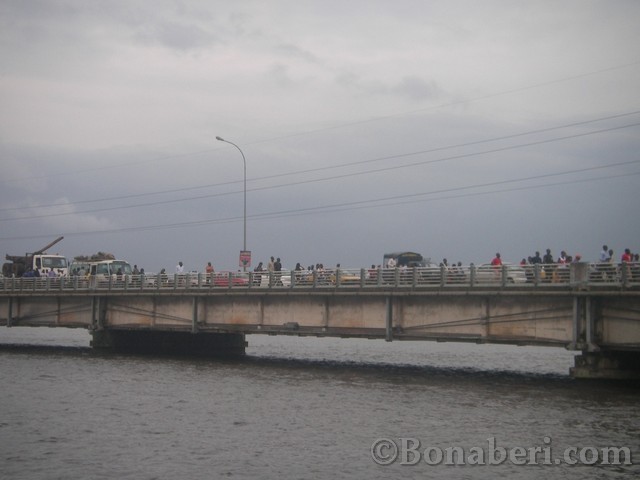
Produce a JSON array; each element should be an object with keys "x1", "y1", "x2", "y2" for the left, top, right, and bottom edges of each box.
[
  {"x1": 164, "y1": 244, "x2": 639, "y2": 284},
  {"x1": 491, "y1": 245, "x2": 639, "y2": 282}
]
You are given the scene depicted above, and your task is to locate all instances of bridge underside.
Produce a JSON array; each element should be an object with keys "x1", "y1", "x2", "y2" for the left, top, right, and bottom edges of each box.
[{"x1": 1, "y1": 290, "x2": 639, "y2": 378}]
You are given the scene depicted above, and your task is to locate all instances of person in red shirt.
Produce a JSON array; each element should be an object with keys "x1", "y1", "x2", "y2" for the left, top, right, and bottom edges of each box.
[
  {"x1": 491, "y1": 253, "x2": 502, "y2": 266},
  {"x1": 621, "y1": 248, "x2": 633, "y2": 281}
]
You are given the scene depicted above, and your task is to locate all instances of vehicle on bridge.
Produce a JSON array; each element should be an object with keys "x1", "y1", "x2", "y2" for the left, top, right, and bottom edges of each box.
[
  {"x1": 472, "y1": 263, "x2": 528, "y2": 284},
  {"x1": 329, "y1": 269, "x2": 361, "y2": 285},
  {"x1": 215, "y1": 272, "x2": 250, "y2": 287},
  {"x1": 381, "y1": 252, "x2": 441, "y2": 285},
  {"x1": 69, "y1": 260, "x2": 91, "y2": 276},
  {"x1": 2, "y1": 236, "x2": 68, "y2": 277},
  {"x1": 383, "y1": 251, "x2": 433, "y2": 268},
  {"x1": 88, "y1": 259, "x2": 133, "y2": 286}
]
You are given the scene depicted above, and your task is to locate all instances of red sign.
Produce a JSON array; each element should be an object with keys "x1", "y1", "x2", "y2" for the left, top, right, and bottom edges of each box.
[{"x1": 239, "y1": 250, "x2": 252, "y2": 268}]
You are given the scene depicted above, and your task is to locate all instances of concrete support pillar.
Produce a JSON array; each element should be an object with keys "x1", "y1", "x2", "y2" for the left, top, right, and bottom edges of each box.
[
  {"x1": 385, "y1": 296, "x2": 393, "y2": 342},
  {"x1": 91, "y1": 330, "x2": 246, "y2": 357},
  {"x1": 571, "y1": 351, "x2": 640, "y2": 379},
  {"x1": 7, "y1": 297, "x2": 13, "y2": 327}
]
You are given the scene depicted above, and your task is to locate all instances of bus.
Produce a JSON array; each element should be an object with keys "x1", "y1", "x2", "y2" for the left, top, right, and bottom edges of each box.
[{"x1": 88, "y1": 259, "x2": 133, "y2": 286}]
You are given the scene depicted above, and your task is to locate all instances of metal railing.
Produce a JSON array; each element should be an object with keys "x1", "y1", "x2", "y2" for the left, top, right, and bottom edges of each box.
[{"x1": 1, "y1": 263, "x2": 638, "y2": 293}]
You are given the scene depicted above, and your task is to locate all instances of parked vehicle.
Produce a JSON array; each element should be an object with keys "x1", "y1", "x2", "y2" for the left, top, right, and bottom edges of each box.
[
  {"x1": 69, "y1": 261, "x2": 91, "y2": 276},
  {"x1": 211, "y1": 272, "x2": 250, "y2": 287},
  {"x1": 329, "y1": 269, "x2": 361, "y2": 285},
  {"x1": 2, "y1": 236, "x2": 68, "y2": 277},
  {"x1": 383, "y1": 251, "x2": 431, "y2": 268},
  {"x1": 88, "y1": 259, "x2": 133, "y2": 286},
  {"x1": 472, "y1": 263, "x2": 528, "y2": 284}
]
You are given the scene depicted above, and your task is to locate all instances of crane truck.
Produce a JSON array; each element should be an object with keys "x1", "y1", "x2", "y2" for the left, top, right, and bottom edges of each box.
[{"x1": 2, "y1": 236, "x2": 69, "y2": 277}]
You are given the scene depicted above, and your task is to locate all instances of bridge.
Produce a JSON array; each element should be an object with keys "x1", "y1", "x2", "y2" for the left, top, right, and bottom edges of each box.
[{"x1": 1, "y1": 263, "x2": 639, "y2": 379}]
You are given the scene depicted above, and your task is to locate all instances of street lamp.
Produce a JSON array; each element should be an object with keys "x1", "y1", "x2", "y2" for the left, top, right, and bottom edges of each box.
[{"x1": 216, "y1": 136, "x2": 248, "y2": 270}]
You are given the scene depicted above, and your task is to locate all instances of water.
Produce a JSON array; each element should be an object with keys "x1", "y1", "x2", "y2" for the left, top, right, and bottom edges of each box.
[{"x1": 1, "y1": 328, "x2": 638, "y2": 479}]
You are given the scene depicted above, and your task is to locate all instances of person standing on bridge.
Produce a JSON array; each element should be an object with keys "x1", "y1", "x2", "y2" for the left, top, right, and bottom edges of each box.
[
  {"x1": 542, "y1": 248, "x2": 555, "y2": 282},
  {"x1": 176, "y1": 261, "x2": 184, "y2": 274},
  {"x1": 205, "y1": 262, "x2": 214, "y2": 284},
  {"x1": 491, "y1": 253, "x2": 502, "y2": 281},
  {"x1": 274, "y1": 257, "x2": 283, "y2": 285},
  {"x1": 253, "y1": 262, "x2": 264, "y2": 286}
]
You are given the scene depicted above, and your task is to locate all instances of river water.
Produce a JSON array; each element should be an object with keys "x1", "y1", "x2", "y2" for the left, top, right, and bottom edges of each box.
[{"x1": 0, "y1": 327, "x2": 638, "y2": 479}]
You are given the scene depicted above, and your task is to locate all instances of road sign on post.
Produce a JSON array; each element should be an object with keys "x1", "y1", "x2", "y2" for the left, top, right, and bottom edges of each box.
[{"x1": 239, "y1": 250, "x2": 251, "y2": 270}]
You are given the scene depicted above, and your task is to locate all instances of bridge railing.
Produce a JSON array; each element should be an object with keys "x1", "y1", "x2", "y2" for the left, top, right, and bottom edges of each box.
[{"x1": 1, "y1": 262, "x2": 638, "y2": 293}]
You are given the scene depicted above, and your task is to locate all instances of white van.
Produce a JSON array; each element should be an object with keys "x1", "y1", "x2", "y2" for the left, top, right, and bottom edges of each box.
[{"x1": 89, "y1": 260, "x2": 133, "y2": 286}]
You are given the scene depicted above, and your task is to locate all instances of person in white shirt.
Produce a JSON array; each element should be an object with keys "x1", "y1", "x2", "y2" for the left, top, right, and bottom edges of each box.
[{"x1": 599, "y1": 245, "x2": 609, "y2": 263}]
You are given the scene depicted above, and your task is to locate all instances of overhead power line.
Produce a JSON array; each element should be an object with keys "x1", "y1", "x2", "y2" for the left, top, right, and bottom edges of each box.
[
  {"x1": 1, "y1": 164, "x2": 638, "y2": 242},
  {"x1": 2, "y1": 108, "x2": 639, "y2": 213},
  {"x1": 1, "y1": 118, "x2": 639, "y2": 222}
]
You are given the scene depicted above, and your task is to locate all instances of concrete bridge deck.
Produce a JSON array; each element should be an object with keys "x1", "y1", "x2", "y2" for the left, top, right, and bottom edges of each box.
[{"x1": 2, "y1": 265, "x2": 639, "y2": 378}]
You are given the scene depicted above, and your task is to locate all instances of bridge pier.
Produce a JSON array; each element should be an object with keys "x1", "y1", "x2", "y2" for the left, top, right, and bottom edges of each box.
[
  {"x1": 571, "y1": 351, "x2": 640, "y2": 380},
  {"x1": 90, "y1": 329, "x2": 246, "y2": 357}
]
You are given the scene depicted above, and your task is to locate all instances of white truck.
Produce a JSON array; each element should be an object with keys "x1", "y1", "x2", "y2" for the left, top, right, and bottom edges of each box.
[{"x1": 2, "y1": 236, "x2": 69, "y2": 277}]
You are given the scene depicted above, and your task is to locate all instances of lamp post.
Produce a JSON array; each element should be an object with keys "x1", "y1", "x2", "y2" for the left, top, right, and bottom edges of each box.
[{"x1": 216, "y1": 136, "x2": 248, "y2": 270}]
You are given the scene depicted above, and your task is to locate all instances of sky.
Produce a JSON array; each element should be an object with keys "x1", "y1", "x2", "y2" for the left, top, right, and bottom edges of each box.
[{"x1": 1, "y1": 0, "x2": 639, "y2": 273}]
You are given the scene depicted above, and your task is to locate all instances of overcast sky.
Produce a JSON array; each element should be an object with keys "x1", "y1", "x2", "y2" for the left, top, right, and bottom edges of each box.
[{"x1": 1, "y1": 0, "x2": 639, "y2": 273}]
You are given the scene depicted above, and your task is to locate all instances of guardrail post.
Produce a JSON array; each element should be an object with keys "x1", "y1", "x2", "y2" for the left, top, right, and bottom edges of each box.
[{"x1": 360, "y1": 268, "x2": 366, "y2": 288}]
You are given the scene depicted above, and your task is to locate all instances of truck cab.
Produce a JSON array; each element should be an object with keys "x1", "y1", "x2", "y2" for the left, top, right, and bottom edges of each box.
[{"x1": 34, "y1": 254, "x2": 69, "y2": 276}]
